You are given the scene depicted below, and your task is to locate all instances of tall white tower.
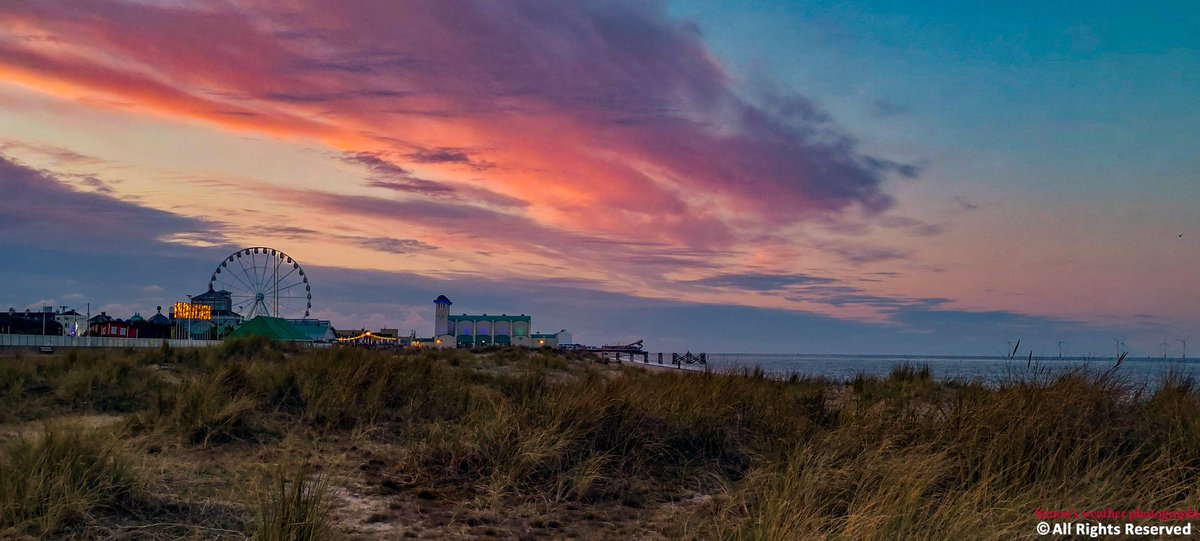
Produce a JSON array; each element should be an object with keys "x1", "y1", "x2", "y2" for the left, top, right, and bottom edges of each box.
[{"x1": 434, "y1": 295, "x2": 452, "y2": 336}]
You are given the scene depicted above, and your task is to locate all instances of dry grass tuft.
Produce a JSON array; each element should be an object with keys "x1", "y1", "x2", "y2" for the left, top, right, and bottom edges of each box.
[{"x1": 0, "y1": 423, "x2": 142, "y2": 537}]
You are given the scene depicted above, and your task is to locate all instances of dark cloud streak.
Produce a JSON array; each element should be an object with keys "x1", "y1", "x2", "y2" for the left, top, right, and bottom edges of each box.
[{"x1": 0, "y1": 154, "x2": 218, "y2": 250}]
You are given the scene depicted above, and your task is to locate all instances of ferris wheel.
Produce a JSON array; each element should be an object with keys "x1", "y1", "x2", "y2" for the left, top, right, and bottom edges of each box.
[{"x1": 209, "y1": 247, "x2": 311, "y2": 319}]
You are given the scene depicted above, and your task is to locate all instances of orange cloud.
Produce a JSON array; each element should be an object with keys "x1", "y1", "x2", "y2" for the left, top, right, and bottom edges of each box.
[{"x1": 0, "y1": 0, "x2": 925, "y2": 323}]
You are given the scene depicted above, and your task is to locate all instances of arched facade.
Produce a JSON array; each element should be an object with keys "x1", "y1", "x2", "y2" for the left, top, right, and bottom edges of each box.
[{"x1": 447, "y1": 313, "x2": 531, "y2": 348}]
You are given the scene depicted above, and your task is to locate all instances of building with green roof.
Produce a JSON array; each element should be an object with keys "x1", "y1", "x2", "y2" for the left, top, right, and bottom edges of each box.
[{"x1": 227, "y1": 316, "x2": 311, "y2": 342}]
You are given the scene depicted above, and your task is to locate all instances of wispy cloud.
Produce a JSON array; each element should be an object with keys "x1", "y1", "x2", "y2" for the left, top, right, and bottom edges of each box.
[
  {"x1": 78, "y1": 175, "x2": 114, "y2": 194},
  {"x1": 0, "y1": 139, "x2": 106, "y2": 166},
  {"x1": 406, "y1": 147, "x2": 492, "y2": 170},
  {"x1": 338, "y1": 236, "x2": 436, "y2": 255},
  {"x1": 688, "y1": 273, "x2": 837, "y2": 291},
  {"x1": 342, "y1": 150, "x2": 458, "y2": 196},
  {"x1": 0, "y1": 154, "x2": 220, "y2": 250}
]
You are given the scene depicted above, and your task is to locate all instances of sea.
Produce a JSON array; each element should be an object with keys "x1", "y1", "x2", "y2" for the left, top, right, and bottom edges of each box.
[{"x1": 647, "y1": 353, "x2": 1200, "y2": 390}]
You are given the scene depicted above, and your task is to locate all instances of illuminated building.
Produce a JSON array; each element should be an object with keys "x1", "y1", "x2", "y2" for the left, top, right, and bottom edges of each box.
[
  {"x1": 430, "y1": 295, "x2": 569, "y2": 349},
  {"x1": 176, "y1": 285, "x2": 244, "y2": 338},
  {"x1": 449, "y1": 313, "x2": 531, "y2": 347},
  {"x1": 530, "y1": 331, "x2": 573, "y2": 348},
  {"x1": 54, "y1": 309, "x2": 87, "y2": 336}
]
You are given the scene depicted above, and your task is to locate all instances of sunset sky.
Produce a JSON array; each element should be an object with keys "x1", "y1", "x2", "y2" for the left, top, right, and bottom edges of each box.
[{"x1": 1, "y1": 1, "x2": 1197, "y2": 356}]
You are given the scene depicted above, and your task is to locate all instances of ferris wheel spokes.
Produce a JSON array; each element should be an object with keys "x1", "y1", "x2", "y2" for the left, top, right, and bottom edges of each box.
[{"x1": 208, "y1": 247, "x2": 312, "y2": 320}]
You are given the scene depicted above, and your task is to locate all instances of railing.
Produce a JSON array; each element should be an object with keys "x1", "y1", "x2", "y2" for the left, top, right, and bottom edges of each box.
[
  {"x1": 672, "y1": 352, "x2": 707, "y2": 367},
  {"x1": 0, "y1": 334, "x2": 222, "y2": 348}
]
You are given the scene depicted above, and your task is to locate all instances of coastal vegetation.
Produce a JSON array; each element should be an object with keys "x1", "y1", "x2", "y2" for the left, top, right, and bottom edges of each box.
[{"x1": 0, "y1": 339, "x2": 1198, "y2": 539}]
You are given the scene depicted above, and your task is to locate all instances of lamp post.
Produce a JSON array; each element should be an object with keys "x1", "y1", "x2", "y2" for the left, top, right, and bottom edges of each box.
[{"x1": 184, "y1": 295, "x2": 191, "y2": 341}]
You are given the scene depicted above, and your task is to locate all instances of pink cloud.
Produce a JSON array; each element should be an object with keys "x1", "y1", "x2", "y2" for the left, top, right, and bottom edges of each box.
[{"x1": 0, "y1": 0, "x2": 916, "y2": 292}]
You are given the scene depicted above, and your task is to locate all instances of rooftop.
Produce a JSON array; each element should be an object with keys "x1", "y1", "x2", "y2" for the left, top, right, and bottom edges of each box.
[{"x1": 449, "y1": 314, "x2": 530, "y2": 322}]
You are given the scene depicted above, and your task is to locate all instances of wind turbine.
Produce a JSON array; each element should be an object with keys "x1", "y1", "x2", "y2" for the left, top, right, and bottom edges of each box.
[
  {"x1": 1057, "y1": 340, "x2": 1066, "y2": 358},
  {"x1": 1179, "y1": 339, "x2": 1188, "y2": 360},
  {"x1": 1161, "y1": 339, "x2": 1172, "y2": 359},
  {"x1": 1112, "y1": 336, "x2": 1126, "y2": 359}
]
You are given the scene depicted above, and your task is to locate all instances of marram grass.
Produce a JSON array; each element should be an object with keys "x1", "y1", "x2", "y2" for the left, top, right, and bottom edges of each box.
[
  {"x1": 253, "y1": 463, "x2": 335, "y2": 541},
  {"x1": 3, "y1": 341, "x2": 1200, "y2": 539},
  {"x1": 0, "y1": 423, "x2": 141, "y2": 537}
]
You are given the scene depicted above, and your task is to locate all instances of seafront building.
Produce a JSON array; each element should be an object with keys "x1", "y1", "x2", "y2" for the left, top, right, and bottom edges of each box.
[
  {"x1": 285, "y1": 318, "x2": 336, "y2": 342},
  {"x1": 185, "y1": 285, "x2": 245, "y2": 337},
  {"x1": 5, "y1": 291, "x2": 569, "y2": 350},
  {"x1": 415, "y1": 295, "x2": 571, "y2": 349},
  {"x1": 55, "y1": 309, "x2": 87, "y2": 336},
  {"x1": 450, "y1": 313, "x2": 532, "y2": 347},
  {"x1": 88, "y1": 312, "x2": 137, "y2": 338}
]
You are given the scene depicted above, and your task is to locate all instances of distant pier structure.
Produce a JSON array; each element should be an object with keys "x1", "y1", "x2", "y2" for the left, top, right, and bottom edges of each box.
[
  {"x1": 583, "y1": 340, "x2": 708, "y2": 368},
  {"x1": 592, "y1": 340, "x2": 649, "y2": 363},
  {"x1": 672, "y1": 352, "x2": 707, "y2": 367}
]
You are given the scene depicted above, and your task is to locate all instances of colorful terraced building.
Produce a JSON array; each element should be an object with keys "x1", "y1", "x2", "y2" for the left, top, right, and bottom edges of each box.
[{"x1": 428, "y1": 295, "x2": 570, "y2": 348}]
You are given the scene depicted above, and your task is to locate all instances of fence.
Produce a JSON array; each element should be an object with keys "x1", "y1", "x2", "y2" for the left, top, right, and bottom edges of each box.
[{"x1": 0, "y1": 334, "x2": 222, "y2": 349}]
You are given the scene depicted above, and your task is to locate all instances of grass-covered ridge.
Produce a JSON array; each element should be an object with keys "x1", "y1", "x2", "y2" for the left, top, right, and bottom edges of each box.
[{"x1": 0, "y1": 340, "x2": 1198, "y2": 539}]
